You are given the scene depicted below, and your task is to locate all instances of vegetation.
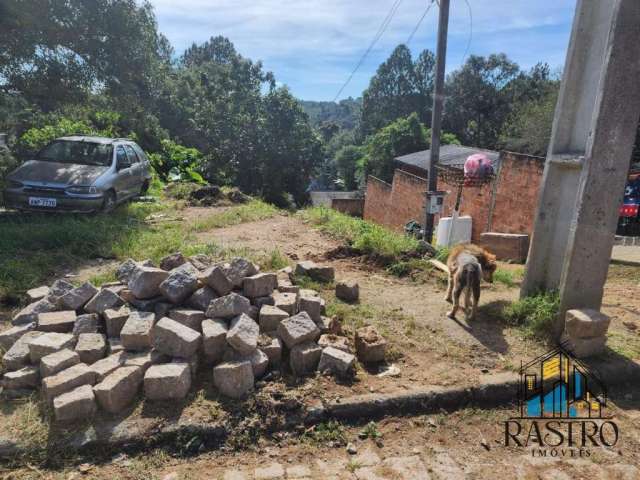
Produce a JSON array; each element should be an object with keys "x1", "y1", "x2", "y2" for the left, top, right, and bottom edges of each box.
[
  {"x1": 301, "y1": 206, "x2": 421, "y2": 264},
  {"x1": 304, "y1": 421, "x2": 346, "y2": 446},
  {"x1": 502, "y1": 290, "x2": 560, "y2": 339},
  {"x1": 0, "y1": 193, "x2": 281, "y2": 302}
]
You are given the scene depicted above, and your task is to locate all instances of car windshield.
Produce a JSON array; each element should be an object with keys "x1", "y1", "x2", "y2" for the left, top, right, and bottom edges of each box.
[{"x1": 36, "y1": 140, "x2": 113, "y2": 167}]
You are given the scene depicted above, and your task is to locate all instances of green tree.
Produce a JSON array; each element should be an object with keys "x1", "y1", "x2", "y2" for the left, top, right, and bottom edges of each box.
[
  {"x1": 360, "y1": 45, "x2": 435, "y2": 137},
  {"x1": 335, "y1": 145, "x2": 364, "y2": 190}
]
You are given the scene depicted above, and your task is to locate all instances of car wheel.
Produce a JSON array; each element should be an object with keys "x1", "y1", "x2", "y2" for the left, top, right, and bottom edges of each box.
[
  {"x1": 140, "y1": 180, "x2": 150, "y2": 196},
  {"x1": 102, "y1": 190, "x2": 117, "y2": 213}
]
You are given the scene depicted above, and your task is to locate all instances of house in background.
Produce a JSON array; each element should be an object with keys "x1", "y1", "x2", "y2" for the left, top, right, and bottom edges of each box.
[{"x1": 363, "y1": 144, "x2": 545, "y2": 262}]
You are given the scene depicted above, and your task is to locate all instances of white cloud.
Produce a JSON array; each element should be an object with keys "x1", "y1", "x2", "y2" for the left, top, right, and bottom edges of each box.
[{"x1": 149, "y1": 0, "x2": 576, "y2": 100}]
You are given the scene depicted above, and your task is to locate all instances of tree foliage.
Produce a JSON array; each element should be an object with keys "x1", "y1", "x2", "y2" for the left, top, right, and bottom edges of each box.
[{"x1": 360, "y1": 45, "x2": 435, "y2": 137}]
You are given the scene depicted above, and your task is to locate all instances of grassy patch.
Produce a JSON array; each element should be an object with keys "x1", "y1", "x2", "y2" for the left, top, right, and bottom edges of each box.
[
  {"x1": 493, "y1": 269, "x2": 516, "y2": 287},
  {"x1": 502, "y1": 290, "x2": 560, "y2": 339},
  {"x1": 191, "y1": 200, "x2": 279, "y2": 232},
  {"x1": 304, "y1": 421, "x2": 346, "y2": 446},
  {"x1": 607, "y1": 331, "x2": 640, "y2": 359},
  {"x1": 300, "y1": 207, "x2": 420, "y2": 264},
  {"x1": 87, "y1": 269, "x2": 118, "y2": 287}
]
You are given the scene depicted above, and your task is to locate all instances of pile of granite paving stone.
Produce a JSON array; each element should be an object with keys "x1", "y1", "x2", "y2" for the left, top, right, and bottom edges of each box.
[{"x1": 0, "y1": 253, "x2": 387, "y2": 422}]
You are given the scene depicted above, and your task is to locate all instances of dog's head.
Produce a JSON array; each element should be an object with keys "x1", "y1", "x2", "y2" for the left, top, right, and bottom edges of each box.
[{"x1": 481, "y1": 253, "x2": 497, "y2": 283}]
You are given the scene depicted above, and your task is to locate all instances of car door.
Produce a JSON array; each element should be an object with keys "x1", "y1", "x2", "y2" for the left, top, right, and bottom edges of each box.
[
  {"x1": 114, "y1": 145, "x2": 135, "y2": 198},
  {"x1": 123, "y1": 144, "x2": 143, "y2": 193}
]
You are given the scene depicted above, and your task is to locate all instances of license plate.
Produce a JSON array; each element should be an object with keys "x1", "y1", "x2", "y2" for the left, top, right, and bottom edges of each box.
[{"x1": 28, "y1": 197, "x2": 57, "y2": 208}]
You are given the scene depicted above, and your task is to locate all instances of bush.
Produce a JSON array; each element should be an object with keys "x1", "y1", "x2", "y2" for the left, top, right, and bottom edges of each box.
[
  {"x1": 0, "y1": 146, "x2": 20, "y2": 206},
  {"x1": 151, "y1": 139, "x2": 204, "y2": 183},
  {"x1": 503, "y1": 291, "x2": 560, "y2": 339}
]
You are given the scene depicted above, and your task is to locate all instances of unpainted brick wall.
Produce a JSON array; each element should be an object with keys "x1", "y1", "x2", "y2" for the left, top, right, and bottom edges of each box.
[
  {"x1": 363, "y1": 171, "x2": 427, "y2": 231},
  {"x1": 331, "y1": 198, "x2": 364, "y2": 217},
  {"x1": 364, "y1": 151, "x2": 545, "y2": 241}
]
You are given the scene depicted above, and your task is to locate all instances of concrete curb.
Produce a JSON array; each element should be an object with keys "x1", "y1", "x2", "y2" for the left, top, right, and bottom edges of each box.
[{"x1": 2, "y1": 356, "x2": 638, "y2": 462}]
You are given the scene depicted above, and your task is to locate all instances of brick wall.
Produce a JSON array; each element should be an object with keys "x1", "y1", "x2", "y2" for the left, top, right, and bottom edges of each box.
[
  {"x1": 364, "y1": 150, "x2": 545, "y2": 240},
  {"x1": 331, "y1": 198, "x2": 364, "y2": 217},
  {"x1": 363, "y1": 171, "x2": 427, "y2": 231},
  {"x1": 490, "y1": 151, "x2": 545, "y2": 235},
  {"x1": 363, "y1": 176, "x2": 393, "y2": 227}
]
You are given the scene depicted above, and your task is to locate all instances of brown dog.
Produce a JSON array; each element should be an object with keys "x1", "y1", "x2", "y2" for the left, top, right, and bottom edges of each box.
[{"x1": 445, "y1": 244, "x2": 497, "y2": 320}]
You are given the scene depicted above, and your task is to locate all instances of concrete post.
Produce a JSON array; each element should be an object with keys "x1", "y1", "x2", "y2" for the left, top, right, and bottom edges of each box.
[{"x1": 521, "y1": 0, "x2": 640, "y2": 339}]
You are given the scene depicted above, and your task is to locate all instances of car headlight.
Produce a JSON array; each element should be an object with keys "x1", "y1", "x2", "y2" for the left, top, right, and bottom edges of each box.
[
  {"x1": 66, "y1": 186, "x2": 99, "y2": 195},
  {"x1": 7, "y1": 180, "x2": 23, "y2": 189}
]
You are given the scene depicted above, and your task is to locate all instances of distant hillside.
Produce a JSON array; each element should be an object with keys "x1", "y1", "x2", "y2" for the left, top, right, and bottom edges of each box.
[{"x1": 300, "y1": 97, "x2": 362, "y2": 130}]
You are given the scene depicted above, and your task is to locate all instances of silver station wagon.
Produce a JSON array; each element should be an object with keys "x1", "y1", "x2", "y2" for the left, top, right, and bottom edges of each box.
[{"x1": 3, "y1": 136, "x2": 153, "y2": 212}]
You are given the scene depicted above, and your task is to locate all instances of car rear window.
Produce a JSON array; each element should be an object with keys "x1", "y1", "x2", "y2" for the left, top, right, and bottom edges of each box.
[{"x1": 37, "y1": 140, "x2": 113, "y2": 167}]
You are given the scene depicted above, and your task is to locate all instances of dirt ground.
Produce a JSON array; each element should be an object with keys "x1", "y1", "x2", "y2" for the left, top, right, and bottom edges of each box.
[
  {"x1": 1, "y1": 207, "x2": 640, "y2": 477},
  {"x1": 4, "y1": 384, "x2": 640, "y2": 479}
]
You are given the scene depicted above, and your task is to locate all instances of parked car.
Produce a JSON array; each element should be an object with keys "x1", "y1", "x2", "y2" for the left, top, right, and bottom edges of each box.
[
  {"x1": 618, "y1": 175, "x2": 640, "y2": 235},
  {"x1": 3, "y1": 136, "x2": 153, "y2": 212}
]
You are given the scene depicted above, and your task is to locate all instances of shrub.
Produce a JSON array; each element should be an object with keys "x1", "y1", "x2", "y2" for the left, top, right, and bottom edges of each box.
[
  {"x1": 0, "y1": 146, "x2": 19, "y2": 206},
  {"x1": 503, "y1": 291, "x2": 560, "y2": 339}
]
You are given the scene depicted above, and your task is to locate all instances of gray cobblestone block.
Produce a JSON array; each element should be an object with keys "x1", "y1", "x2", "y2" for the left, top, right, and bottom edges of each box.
[
  {"x1": 37, "y1": 310, "x2": 76, "y2": 333},
  {"x1": 40, "y1": 349, "x2": 81, "y2": 378},
  {"x1": 206, "y1": 293, "x2": 251, "y2": 319},
  {"x1": 75, "y1": 333, "x2": 107, "y2": 364},
  {"x1": 53, "y1": 384, "x2": 96, "y2": 422},
  {"x1": 277, "y1": 312, "x2": 320, "y2": 349},
  {"x1": 144, "y1": 362, "x2": 191, "y2": 400},
  {"x1": 58, "y1": 282, "x2": 98, "y2": 311},
  {"x1": 153, "y1": 317, "x2": 202, "y2": 358},
  {"x1": 43, "y1": 363, "x2": 96, "y2": 403},
  {"x1": 84, "y1": 289, "x2": 124, "y2": 315},
  {"x1": 28, "y1": 332, "x2": 75, "y2": 363},
  {"x1": 93, "y1": 366, "x2": 143, "y2": 413},
  {"x1": 213, "y1": 361, "x2": 254, "y2": 398},
  {"x1": 120, "y1": 311, "x2": 155, "y2": 351}
]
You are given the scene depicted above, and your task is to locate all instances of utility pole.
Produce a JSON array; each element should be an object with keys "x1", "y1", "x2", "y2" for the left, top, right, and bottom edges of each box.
[{"x1": 424, "y1": 0, "x2": 450, "y2": 243}]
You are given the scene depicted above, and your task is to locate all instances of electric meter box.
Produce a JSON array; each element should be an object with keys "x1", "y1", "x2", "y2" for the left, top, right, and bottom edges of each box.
[{"x1": 427, "y1": 191, "x2": 447, "y2": 214}]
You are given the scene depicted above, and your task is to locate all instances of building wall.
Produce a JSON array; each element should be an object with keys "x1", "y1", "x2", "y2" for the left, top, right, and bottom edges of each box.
[
  {"x1": 331, "y1": 198, "x2": 364, "y2": 217},
  {"x1": 364, "y1": 151, "x2": 546, "y2": 240}
]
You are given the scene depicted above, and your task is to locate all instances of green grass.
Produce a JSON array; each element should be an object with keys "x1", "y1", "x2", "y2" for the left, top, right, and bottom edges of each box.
[
  {"x1": 301, "y1": 206, "x2": 420, "y2": 264},
  {"x1": 0, "y1": 196, "x2": 281, "y2": 302},
  {"x1": 493, "y1": 269, "x2": 516, "y2": 287},
  {"x1": 303, "y1": 421, "x2": 346, "y2": 446},
  {"x1": 191, "y1": 199, "x2": 279, "y2": 232},
  {"x1": 502, "y1": 290, "x2": 560, "y2": 339}
]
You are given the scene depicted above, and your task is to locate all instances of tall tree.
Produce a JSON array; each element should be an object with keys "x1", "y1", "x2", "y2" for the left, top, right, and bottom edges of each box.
[{"x1": 360, "y1": 45, "x2": 435, "y2": 137}]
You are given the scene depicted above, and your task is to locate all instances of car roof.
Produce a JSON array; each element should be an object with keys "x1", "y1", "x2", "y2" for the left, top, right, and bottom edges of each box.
[{"x1": 57, "y1": 136, "x2": 135, "y2": 144}]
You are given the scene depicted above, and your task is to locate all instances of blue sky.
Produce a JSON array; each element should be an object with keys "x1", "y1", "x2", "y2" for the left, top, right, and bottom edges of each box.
[{"x1": 149, "y1": 0, "x2": 576, "y2": 101}]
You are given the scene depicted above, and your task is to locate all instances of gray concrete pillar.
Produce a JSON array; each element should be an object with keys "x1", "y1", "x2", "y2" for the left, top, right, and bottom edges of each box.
[{"x1": 521, "y1": 0, "x2": 640, "y2": 338}]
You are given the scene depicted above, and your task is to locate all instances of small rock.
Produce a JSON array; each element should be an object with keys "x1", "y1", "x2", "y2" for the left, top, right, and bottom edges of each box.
[
  {"x1": 43, "y1": 363, "x2": 96, "y2": 403},
  {"x1": 144, "y1": 362, "x2": 191, "y2": 400},
  {"x1": 2, "y1": 331, "x2": 44, "y2": 371},
  {"x1": 290, "y1": 341, "x2": 322, "y2": 376},
  {"x1": 224, "y1": 257, "x2": 259, "y2": 288},
  {"x1": 40, "y1": 348, "x2": 81, "y2": 378},
  {"x1": 318, "y1": 334, "x2": 351, "y2": 353},
  {"x1": 0, "y1": 322, "x2": 35, "y2": 351},
  {"x1": 84, "y1": 289, "x2": 124, "y2": 315},
  {"x1": 213, "y1": 360, "x2": 254, "y2": 398},
  {"x1": 128, "y1": 266, "x2": 169, "y2": 299},
  {"x1": 159, "y1": 264, "x2": 199, "y2": 304},
  {"x1": 346, "y1": 443, "x2": 358, "y2": 454},
  {"x1": 318, "y1": 346, "x2": 355, "y2": 376},
  {"x1": 53, "y1": 384, "x2": 96, "y2": 422},
  {"x1": 1, "y1": 366, "x2": 40, "y2": 389},
  {"x1": 185, "y1": 286, "x2": 218, "y2": 311},
  {"x1": 37, "y1": 310, "x2": 77, "y2": 333},
  {"x1": 72, "y1": 314, "x2": 100, "y2": 337},
  {"x1": 160, "y1": 252, "x2": 186, "y2": 271},
  {"x1": 201, "y1": 319, "x2": 228, "y2": 363},
  {"x1": 89, "y1": 352, "x2": 126, "y2": 382},
  {"x1": 168, "y1": 309, "x2": 205, "y2": 331},
  {"x1": 355, "y1": 326, "x2": 387, "y2": 363},
  {"x1": 120, "y1": 311, "x2": 155, "y2": 351},
  {"x1": 295, "y1": 261, "x2": 334, "y2": 283},
  {"x1": 272, "y1": 292, "x2": 297, "y2": 316},
  {"x1": 199, "y1": 266, "x2": 233, "y2": 296},
  {"x1": 93, "y1": 366, "x2": 143, "y2": 413},
  {"x1": 58, "y1": 282, "x2": 99, "y2": 311},
  {"x1": 227, "y1": 314, "x2": 259, "y2": 355},
  {"x1": 153, "y1": 317, "x2": 202, "y2": 358},
  {"x1": 277, "y1": 312, "x2": 320, "y2": 349},
  {"x1": 259, "y1": 305, "x2": 289, "y2": 333},
  {"x1": 28, "y1": 332, "x2": 75, "y2": 363},
  {"x1": 75, "y1": 333, "x2": 107, "y2": 364},
  {"x1": 116, "y1": 259, "x2": 139, "y2": 283},
  {"x1": 259, "y1": 335, "x2": 283, "y2": 368},
  {"x1": 335, "y1": 280, "x2": 359, "y2": 303},
  {"x1": 26, "y1": 285, "x2": 50, "y2": 302},
  {"x1": 206, "y1": 292, "x2": 251, "y2": 319},
  {"x1": 12, "y1": 297, "x2": 58, "y2": 326},
  {"x1": 104, "y1": 306, "x2": 130, "y2": 338},
  {"x1": 243, "y1": 273, "x2": 277, "y2": 298}
]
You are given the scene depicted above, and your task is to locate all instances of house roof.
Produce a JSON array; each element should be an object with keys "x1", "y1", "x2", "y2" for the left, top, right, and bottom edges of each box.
[{"x1": 394, "y1": 144, "x2": 500, "y2": 172}]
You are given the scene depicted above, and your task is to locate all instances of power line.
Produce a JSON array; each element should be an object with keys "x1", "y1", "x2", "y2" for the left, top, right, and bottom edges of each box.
[
  {"x1": 461, "y1": 0, "x2": 473, "y2": 64},
  {"x1": 332, "y1": 0, "x2": 404, "y2": 102},
  {"x1": 406, "y1": 0, "x2": 436, "y2": 46}
]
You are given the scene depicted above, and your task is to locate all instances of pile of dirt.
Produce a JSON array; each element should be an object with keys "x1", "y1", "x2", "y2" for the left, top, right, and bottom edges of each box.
[{"x1": 164, "y1": 182, "x2": 252, "y2": 206}]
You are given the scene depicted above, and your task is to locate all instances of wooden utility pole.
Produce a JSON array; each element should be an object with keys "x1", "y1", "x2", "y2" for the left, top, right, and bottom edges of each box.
[{"x1": 424, "y1": 0, "x2": 450, "y2": 243}]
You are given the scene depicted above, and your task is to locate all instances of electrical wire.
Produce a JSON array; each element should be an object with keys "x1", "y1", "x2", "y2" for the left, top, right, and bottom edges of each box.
[
  {"x1": 461, "y1": 0, "x2": 473, "y2": 64},
  {"x1": 332, "y1": 0, "x2": 404, "y2": 102},
  {"x1": 406, "y1": 0, "x2": 436, "y2": 46}
]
